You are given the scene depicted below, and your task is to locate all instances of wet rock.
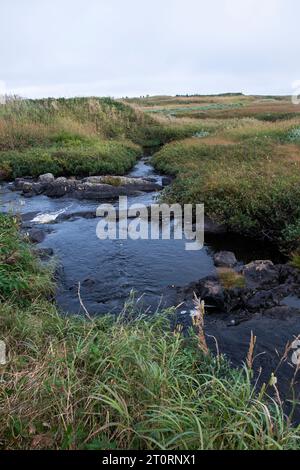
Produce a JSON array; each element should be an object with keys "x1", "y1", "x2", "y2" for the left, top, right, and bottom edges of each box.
[
  {"x1": 213, "y1": 251, "x2": 237, "y2": 268},
  {"x1": 14, "y1": 178, "x2": 32, "y2": 191},
  {"x1": 245, "y1": 290, "x2": 278, "y2": 311},
  {"x1": 278, "y1": 264, "x2": 300, "y2": 285},
  {"x1": 22, "y1": 181, "x2": 33, "y2": 194},
  {"x1": 44, "y1": 179, "x2": 75, "y2": 198},
  {"x1": 46, "y1": 176, "x2": 161, "y2": 199},
  {"x1": 27, "y1": 228, "x2": 46, "y2": 244},
  {"x1": 32, "y1": 183, "x2": 45, "y2": 195},
  {"x1": 243, "y1": 260, "x2": 279, "y2": 289},
  {"x1": 55, "y1": 177, "x2": 68, "y2": 183},
  {"x1": 38, "y1": 173, "x2": 55, "y2": 184},
  {"x1": 182, "y1": 276, "x2": 225, "y2": 310},
  {"x1": 201, "y1": 278, "x2": 225, "y2": 308}
]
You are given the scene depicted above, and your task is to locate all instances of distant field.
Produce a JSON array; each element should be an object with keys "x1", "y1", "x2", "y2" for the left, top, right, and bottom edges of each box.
[{"x1": 124, "y1": 94, "x2": 298, "y2": 120}]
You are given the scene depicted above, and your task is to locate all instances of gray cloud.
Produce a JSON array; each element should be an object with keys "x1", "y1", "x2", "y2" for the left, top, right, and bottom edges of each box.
[{"x1": 1, "y1": 0, "x2": 299, "y2": 97}]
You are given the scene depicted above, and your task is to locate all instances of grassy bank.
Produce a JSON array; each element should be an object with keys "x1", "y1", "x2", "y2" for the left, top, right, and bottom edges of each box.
[
  {"x1": 0, "y1": 97, "x2": 216, "y2": 179},
  {"x1": 1, "y1": 215, "x2": 300, "y2": 450},
  {"x1": 0, "y1": 140, "x2": 140, "y2": 179},
  {"x1": 0, "y1": 98, "x2": 147, "y2": 179},
  {"x1": 143, "y1": 95, "x2": 300, "y2": 252}
]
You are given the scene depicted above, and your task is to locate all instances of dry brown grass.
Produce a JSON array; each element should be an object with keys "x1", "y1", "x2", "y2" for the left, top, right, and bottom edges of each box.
[
  {"x1": 246, "y1": 332, "x2": 257, "y2": 370},
  {"x1": 275, "y1": 144, "x2": 300, "y2": 162},
  {"x1": 217, "y1": 268, "x2": 246, "y2": 289},
  {"x1": 192, "y1": 295, "x2": 209, "y2": 355}
]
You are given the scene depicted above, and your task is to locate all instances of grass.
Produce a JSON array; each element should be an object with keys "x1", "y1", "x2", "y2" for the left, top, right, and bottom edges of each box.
[
  {"x1": 0, "y1": 214, "x2": 54, "y2": 302},
  {"x1": 0, "y1": 140, "x2": 140, "y2": 179},
  {"x1": 152, "y1": 120, "x2": 300, "y2": 251},
  {"x1": 0, "y1": 97, "x2": 223, "y2": 179},
  {"x1": 0, "y1": 98, "x2": 148, "y2": 179},
  {"x1": 217, "y1": 268, "x2": 246, "y2": 289},
  {"x1": 1, "y1": 215, "x2": 300, "y2": 450},
  {"x1": 290, "y1": 252, "x2": 300, "y2": 270}
]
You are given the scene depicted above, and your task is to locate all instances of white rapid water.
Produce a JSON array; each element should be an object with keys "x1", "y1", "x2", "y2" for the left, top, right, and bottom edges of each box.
[{"x1": 31, "y1": 207, "x2": 69, "y2": 224}]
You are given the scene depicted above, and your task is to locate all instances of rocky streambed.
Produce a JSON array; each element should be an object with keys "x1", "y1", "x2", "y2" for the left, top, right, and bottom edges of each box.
[{"x1": 13, "y1": 172, "x2": 164, "y2": 199}]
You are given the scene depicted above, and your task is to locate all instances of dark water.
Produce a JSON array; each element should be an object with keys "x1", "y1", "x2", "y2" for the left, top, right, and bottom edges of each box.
[{"x1": 0, "y1": 157, "x2": 283, "y2": 315}]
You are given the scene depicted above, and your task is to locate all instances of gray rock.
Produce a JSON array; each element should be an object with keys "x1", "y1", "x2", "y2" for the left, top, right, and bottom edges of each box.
[
  {"x1": 187, "y1": 276, "x2": 226, "y2": 309},
  {"x1": 201, "y1": 278, "x2": 225, "y2": 309},
  {"x1": 243, "y1": 260, "x2": 279, "y2": 289},
  {"x1": 213, "y1": 251, "x2": 237, "y2": 268},
  {"x1": 55, "y1": 177, "x2": 68, "y2": 183},
  {"x1": 32, "y1": 183, "x2": 45, "y2": 195},
  {"x1": 38, "y1": 173, "x2": 55, "y2": 184},
  {"x1": 22, "y1": 181, "x2": 33, "y2": 194},
  {"x1": 14, "y1": 178, "x2": 31, "y2": 191},
  {"x1": 27, "y1": 228, "x2": 46, "y2": 244},
  {"x1": 44, "y1": 179, "x2": 75, "y2": 198},
  {"x1": 245, "y1": 290, "x2": 278, "y2": 311}
]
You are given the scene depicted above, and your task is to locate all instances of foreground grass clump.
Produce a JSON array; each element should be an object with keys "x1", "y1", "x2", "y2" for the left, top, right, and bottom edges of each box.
[
  {"x1": 0, "y1": 214, "x2": 53, "y2": 302},
  {"x1": 1, "y1": 215, "x2": 300, "y2": 450},
  {"x1": 4, "y1": 302, "x2": 300, "y2": 450}
]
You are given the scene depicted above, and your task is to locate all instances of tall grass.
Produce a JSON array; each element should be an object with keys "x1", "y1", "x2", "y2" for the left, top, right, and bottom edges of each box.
[
  {"x1": 1, "y1": 215, "x2": 300, "y2": 450},
  {"x1": 0, "y1": 97, "x2": 150, "y2": 179}
]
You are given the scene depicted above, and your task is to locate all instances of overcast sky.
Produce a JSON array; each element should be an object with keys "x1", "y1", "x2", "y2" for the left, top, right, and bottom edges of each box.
[{"x1": 1, "y1": 0, "x2": 299, "y2": 98}]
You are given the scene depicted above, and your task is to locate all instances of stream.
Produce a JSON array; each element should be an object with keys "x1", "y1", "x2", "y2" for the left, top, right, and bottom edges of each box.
[
  {"x1": 0, "y1": 157, "x2": 282, "y2": 315},
  {"x1": 2, "y1": 157, "x2": 300, "y2": 418}
]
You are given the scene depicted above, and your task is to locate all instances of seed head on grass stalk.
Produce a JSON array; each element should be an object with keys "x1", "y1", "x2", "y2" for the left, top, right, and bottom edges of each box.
[
  {"x1": 246, "y1": 331, "x2": 257, "y2": 370},
  {"x1": 192, "y1": 294, "x2": 209, "y2": 356}
]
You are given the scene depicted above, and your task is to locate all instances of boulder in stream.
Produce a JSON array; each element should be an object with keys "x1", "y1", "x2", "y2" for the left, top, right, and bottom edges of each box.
[
  {"x1": 213, "y1": 251, "x2": 237, "y2": 268},
  {"x1": 38, "y1": 173, "x2": 55, "y2": 184}
]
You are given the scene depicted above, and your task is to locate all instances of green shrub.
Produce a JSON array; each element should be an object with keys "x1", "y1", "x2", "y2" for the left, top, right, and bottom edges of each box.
[{"x1": 0, "y1": 141, "x2": 141, "y2": 179}]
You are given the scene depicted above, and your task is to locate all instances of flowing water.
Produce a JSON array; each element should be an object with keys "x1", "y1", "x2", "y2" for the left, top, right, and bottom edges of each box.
[{"x1": 0, "y1": 157, "x2": 283, "y2": 315}]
